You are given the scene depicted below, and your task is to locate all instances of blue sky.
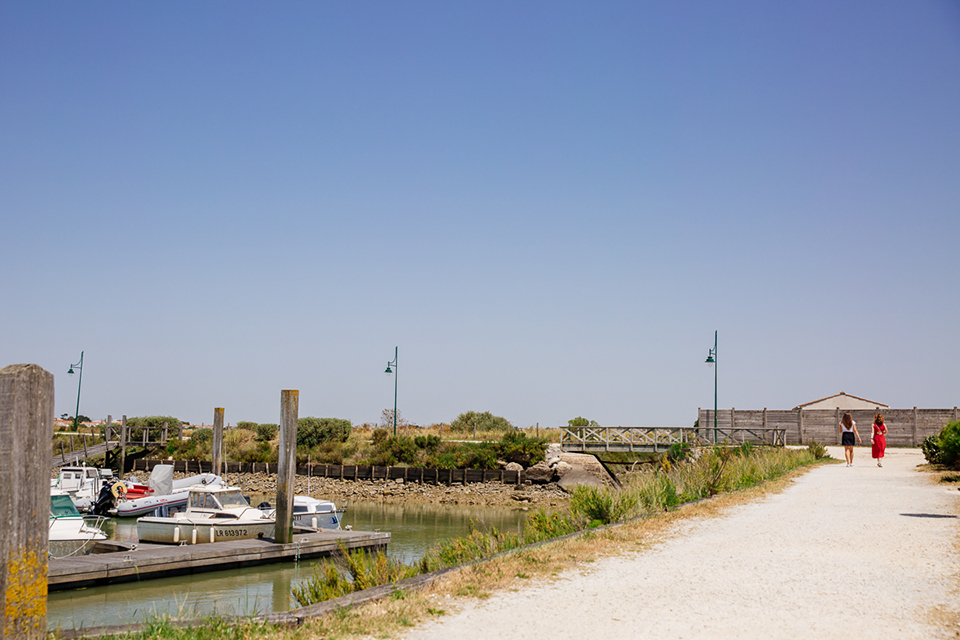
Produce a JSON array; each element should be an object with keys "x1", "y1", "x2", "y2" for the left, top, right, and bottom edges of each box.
[{"x1": 2, "y1": 1, "x2": 958, "y2": 428}]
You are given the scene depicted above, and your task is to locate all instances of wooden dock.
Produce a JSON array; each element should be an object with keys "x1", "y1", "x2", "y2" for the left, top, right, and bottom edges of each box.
[{"x1": 48, "y1": 529, "x2": 390, "y2": 592}]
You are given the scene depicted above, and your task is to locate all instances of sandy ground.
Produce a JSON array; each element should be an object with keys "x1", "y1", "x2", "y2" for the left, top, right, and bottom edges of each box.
[{"x1": 404, "y1": 447, "x2": 960, "y2": 639}]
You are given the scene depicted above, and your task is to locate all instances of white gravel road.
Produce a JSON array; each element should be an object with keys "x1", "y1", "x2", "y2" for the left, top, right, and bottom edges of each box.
[{"x1": 404, "y1": 447, "x2": 960, "y2": 639}]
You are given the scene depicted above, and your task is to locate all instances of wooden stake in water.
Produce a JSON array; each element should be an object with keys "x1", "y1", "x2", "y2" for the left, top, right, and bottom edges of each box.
[
  {"x1": 0, "y1": 364, "x2": 54, "y2": 639},
  {"x1": 276, "y1": 390, "x2": 299, "y2": 544}
]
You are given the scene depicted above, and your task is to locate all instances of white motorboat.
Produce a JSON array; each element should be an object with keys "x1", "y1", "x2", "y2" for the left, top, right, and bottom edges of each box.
[
  {"x1": 136, "y1": 486, "x2": 275, "y2": 545},
  {"x1": 49, "y1": 491, "x2": 107, "y2": 558},
  {"x1": 259, "y1": 496, "x2": 344, "y2": 530},
  {"x1": 115, "y1": 465, "x2": 222, "y2": 518},
  {"x1": 51, "y1": 466, "x2": 118, "y2": 512}
]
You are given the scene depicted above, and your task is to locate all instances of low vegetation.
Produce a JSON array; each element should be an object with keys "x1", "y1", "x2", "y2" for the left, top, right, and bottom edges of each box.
[{"x1": 921, "y1": 421, "x2": 960, "y2": 467}]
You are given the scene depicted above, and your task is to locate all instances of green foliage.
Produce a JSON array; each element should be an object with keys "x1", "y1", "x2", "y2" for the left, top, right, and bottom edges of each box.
[
  {"x1": 254, "y1": 423, "x2": 278, "y2": 442},
  {"x1": 666, "y1": 442, "x2": 692, "y2": 463},
  {"x1": 235, "y1": 421, "x2": 259, "y2": 432},
  {"x1": 291, "y1": 543, "x2": 419, "y2": 607},
  {"x1": 806, "y1": 440, "x2": 829, "y2": 460},
  {"x1": 927, "y1": 421, "x2": 960, "y2": 467},
  {"x1": 922, "y1": 434, "x2": 941, "y2": 464},
  {"x1": 496, "y1": 431, "x2": 547, "y2": 466},
  {"x1": 224, "y1": 428, "x2": 276, "y2": 464},
  {"x1": 567, "y1": 416, "x2": 600, "y2": 427},
  {"x1": 371, "y1": 428, "x2": 390, "y2": 445},
  {"x1": 297, "y1": 417, "x2": 352, "y2": 447},
  {"x1": 449, "y1": 411, "x2": 513, "y2": 433},
  {"x1": 414, "y1": 435, "x2": 441, "y2": 450},
  {"x1": 569, "y1": 485, "x2": 639, "y2": 524},
  {"x1": 127, "y1": 416, "x2": 183, "y2": 442},
  {"x1": 191, "y1": 428, "x2": 213, "y2": 443}
]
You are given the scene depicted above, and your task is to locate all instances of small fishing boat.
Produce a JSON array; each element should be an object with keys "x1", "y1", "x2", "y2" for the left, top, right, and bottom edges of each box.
[
  {"x1": 115, "y1": 465, "x2": 222, "y2": 518},
  {"x1": 49, "y1": 492, "x2": 107, "y2": 558},
  {"x1": 136, "y1": 486, "x2": 274, "y2": 545},
  {"x1": 51, "y1": 466, "x2": 130, "y2": 512},
  {"x1": 258, "y1": 496, "x2": 345, "y2": 530}
]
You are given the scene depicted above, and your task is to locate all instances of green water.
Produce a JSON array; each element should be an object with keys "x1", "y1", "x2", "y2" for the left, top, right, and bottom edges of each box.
[{"x1": 46, "y1": 500, "x2": 527, "y2": 631}]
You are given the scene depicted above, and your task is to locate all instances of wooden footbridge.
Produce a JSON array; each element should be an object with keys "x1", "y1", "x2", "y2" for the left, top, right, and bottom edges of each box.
[
  {"x1": 561, "y1": 425, "x2": 787, "y2": 454},
  {"x1": 52, "y1": 420, "x2": 183, "y2": 469}
]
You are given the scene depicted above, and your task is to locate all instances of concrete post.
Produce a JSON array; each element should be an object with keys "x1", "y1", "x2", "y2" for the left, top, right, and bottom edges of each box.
[
  {"x1": 276, "y1": 390, "x2": 299, "y2": 544},
  {"x1": 0, "y1": 364, "x2": 54, "y2": 639},
  {"x1": 212, "y1": 408, "x2": 224, "y2": 478}
]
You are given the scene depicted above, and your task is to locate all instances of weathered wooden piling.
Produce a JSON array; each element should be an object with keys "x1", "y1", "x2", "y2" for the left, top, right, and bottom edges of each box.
[
  {"x1": 0, "y1": 364, "x2": 54, "y2": 639},
  {"x1": 212, "y1": 408, "x2": 224, "y2": 477},
  {"x1": 275, "y1": 390, "x2": 298, "y2": 544}
]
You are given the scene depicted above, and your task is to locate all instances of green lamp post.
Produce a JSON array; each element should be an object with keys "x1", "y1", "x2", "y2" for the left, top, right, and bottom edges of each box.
[
  {"x1": 705, "y1": 332, "x2": 717, "y2": 443},
  {"x1": 68, "y1": 351, "x2": 84, "y2": 431},
  {"x1": 384, "y1": 347, "x2": 398, "y2": 436}
]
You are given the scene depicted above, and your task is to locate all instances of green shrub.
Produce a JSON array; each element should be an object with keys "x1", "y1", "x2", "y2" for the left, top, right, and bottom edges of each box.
[
  {"x1": 449, "y1": 411, "x2": 513, "y2": 433},
  {"x1": 414, "y1": 435, "x2": 441, "y2": 450},
  {"x1": 191, "y1": 428, "x2": 213, "y2": 444},
  {"x1": 235, "y1": 421, "x2": 259, "y2": 432},
  {"x1": 126, "y1": 416, "x2": 183, "y2": 442},
  {"x1": 299, "y1": 441, "x2": 344, "y2": 465},
  {"x1": 567, "y1": 416, "x2": 600, "y2": 427},
  {"x1": 297, "y1": 417, "x2": 352, "y2": 447},
  {"x1": 496, "y1": 431, "x2": 547, "y2": 466},
  {"x1": 255, "y1": 423, "x2": 278, "y2": 442},
  {"x1": 922, "y1": 434, "x2": 941, "y2": 464},
  {"x1": 372, "y1": 428, "x2": 390, "y2": 445},
  {"x1": 667, "y1": 442, "x2": 692, "y2": 463},
  {"x1": 935, "y1": 421, "x2": 960, "y2": 468},
  {"x1": 806, "y1": 440, "x2": 829, "y2": 460},
  {"x1": 569, "y1": 485, "x2": 638, "y2": 524}
]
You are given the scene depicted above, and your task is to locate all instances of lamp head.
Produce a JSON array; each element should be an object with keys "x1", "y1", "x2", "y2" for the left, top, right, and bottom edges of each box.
[
  {"x1": 68, "y1": 367, "x2": 75, "y2": 376},
  {"x1": 385, "y1": 365, "x2": 393, "y2": 374},
  {"x1": 705, "y1": 354, "x2": 715, "y2": 368}
]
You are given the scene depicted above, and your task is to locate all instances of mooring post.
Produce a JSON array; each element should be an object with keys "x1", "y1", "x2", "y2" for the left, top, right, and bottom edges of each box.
[
  {"x1": 276, "y1": 390, "x2": 299, "y2": 544},
  {"x1": 119, "y1": 415, "x2": 128, "y2": 476},
  {"x1": 212, "y1": 408, "x2": 224, "y2": 478},
  {"x1": 1, "y1": 364, "x2": 54, "y2": 639}
]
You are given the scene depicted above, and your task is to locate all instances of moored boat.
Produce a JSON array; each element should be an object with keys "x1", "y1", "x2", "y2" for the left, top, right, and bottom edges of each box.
[
  {"x1": 49, "y1": 491, "x2": 107, "y2": 558},
  {"x1": 116, "y1": 465, "x2": 222, "y2": 518},
  {"x1": 136, "y1": 486, "x2": 274, "y2": 544},
  {"x1": 259, "y1": 496, "x2": 345, "y2": 530}
]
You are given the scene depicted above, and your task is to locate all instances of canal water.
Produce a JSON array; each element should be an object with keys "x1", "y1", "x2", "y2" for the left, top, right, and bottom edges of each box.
[{"x1": 47, "y1": 500, "x2": 527, "y2": 631}]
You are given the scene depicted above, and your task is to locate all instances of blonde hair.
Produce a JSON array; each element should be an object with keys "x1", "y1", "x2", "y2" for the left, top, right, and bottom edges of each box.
[{"x1": 874, "y1": 413, "x2": 885, "y2": 426}]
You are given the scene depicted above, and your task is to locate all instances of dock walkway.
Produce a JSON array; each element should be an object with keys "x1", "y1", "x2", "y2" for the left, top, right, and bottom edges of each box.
[{"x1": 48, "y1": 529, "x2": 390, "y2": 591}]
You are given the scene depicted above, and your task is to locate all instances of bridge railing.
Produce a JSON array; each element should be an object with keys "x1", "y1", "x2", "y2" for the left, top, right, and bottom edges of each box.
[{"x1": 561, "y1": 426, "x2": 787, "y2": 452}]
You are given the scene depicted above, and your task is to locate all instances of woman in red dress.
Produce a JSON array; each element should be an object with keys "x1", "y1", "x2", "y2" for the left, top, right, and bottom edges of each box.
[{"x1": 871, "y1": 413, "x2": 887, "y2": 467}]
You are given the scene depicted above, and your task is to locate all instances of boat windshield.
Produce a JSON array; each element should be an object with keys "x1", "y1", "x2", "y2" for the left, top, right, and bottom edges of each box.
[
  {"x1": 216, "y1": 490, "x2": 248, "y2": 508},
  {"x1": 51, "y1": 494, "x2": 80, "y2": 517}
]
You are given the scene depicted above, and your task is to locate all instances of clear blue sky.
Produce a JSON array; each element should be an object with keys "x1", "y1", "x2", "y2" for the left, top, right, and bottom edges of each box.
[{"x1": 2, "y1": 2, "x2": 958, "y2": 428}]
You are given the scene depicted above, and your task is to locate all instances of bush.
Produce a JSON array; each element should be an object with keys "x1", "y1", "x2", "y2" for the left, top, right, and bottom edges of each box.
[
  {"x1": 449, "y1": 411, "x2": 513, "y2": 434},
  {"x1": 191, "y1": 428, "x2": 213, "y2": 444},
  {"x1": 806, "y1": 440, "x2": 828, "y2": 460},
  {"x1": 567, "y1": 416, "x2": 599, "y2": 427},
  {"x1": 414, "y1": 435, "x2": 441, "y2": 450},
  {"x1": 496, "y1": 431, "x2": 547, "y2": 466},
  {"x1": 297, "y1": 417, "x2": 352, "y2": 447},
  {"x1": 127, "y1": 416, "x2": 183, "y2": 442},
  {"x1": 922, "y1": 434, "x2": 941, "y2": 464},
  {"x1": 255, "y1": 423, "x2": 278, "y2": 442},
  {"x1": 372, "y1": 428, "x2": 390, "y2": 445},
  {"x1": 935, "y1": 421, "x2": 960, "y2": 468},
  {"x1": 235, "y1": 421, "x2": 259, "y2": 432},
  {"x1": 569, "y1": 485, "x2": 638, "y2": 525}
]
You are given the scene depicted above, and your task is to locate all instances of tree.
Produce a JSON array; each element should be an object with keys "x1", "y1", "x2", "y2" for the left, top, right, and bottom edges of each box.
[
  {"x1": 449, "y1": 411, "x2": 513, "y2": 433},
  {"x1": 568, "y1": 416, "x2": 599, "y2": 427},
  {"x1": 297, "y1": 417, "x2": 352, "y2": 447},
  {"x1": 379, "y1": 409, "x2": 408, "y2": 431}
]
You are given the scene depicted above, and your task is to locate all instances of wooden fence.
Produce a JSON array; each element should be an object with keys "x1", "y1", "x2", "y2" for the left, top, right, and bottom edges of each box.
[
  {"x1": 131, "y1": 459, "x2": 526, "y2": 485},
  {"x1": 697, "y1": 407, "x2": 960, "y2": 446}
]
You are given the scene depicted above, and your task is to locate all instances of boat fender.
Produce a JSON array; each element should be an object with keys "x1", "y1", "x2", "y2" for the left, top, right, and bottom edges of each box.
[
  {"x1": 191, "y1": 528, "x2": 197, "y2": 545},
  {"x1": 111, "y1": 482, "x2": 127, "y2": 499},
  {"x1": 210, "y1": 528, "x2": 215, "y2": 543},
  {"x1": 173, "y1": 527, "x2": 180, "y2": 544},
  {"x1": 311, "y1": 517, "x2": 317, "y2": 529}
]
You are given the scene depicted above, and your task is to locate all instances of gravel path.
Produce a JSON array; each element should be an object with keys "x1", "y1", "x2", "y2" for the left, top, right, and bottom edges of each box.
[{"x1": 404, "y1": 448, "x2": 960, "y2": 639}]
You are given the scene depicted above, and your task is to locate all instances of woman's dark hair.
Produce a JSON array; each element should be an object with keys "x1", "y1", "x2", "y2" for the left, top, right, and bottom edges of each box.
[
  {"x1": 841, "y1": 412, "x2": 854, "y2": 429},
  {"x1": 874, "y1": 413, "x2": 885, "y2": 426}
]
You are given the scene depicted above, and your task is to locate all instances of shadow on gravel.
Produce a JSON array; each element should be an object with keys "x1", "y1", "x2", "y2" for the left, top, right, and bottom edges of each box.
[{"x1": 900, "y1": 513, "x2": 958, "y2": 519}]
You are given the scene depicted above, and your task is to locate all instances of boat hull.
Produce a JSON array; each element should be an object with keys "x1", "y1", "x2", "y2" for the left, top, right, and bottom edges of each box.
[{"x1": 136, "y1": 518, "x2": 275, "y2": 545}]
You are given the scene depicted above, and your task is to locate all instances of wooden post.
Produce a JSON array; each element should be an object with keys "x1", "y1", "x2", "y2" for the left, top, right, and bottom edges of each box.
[
  {"x1": 913, "y1": 406, "x2": 919, "y2": 447},
  {"x1": 1, "y1": 364, "x2": 54, "y2": 638},
  {"x1": 212, "y1": 409, "x2": 224, "y2": 477},
  {"x1": 82, "y1": 434, "x2": 88, "y2": 459},
  {"x1": 60, "y1": 440, "x2": 66, "y2": 464},
  {"x1": 120, "y1": 415, "x2": 128, "y2": 476},
  {"x1": 178, "y1": 422, "x2": 184, "y2": 440},
  {"x1": 162, "y1": 421, "x2": 169, "y2": 445},
  {"x1": 798, "y1": 409, "x2": 804, "y2": 446},
  {"x1": 836, "y1": 407, "x2": 841, "y2": 445},
  {"x1": 276, "y1": 390, "x2": 298, "y2": 545}
]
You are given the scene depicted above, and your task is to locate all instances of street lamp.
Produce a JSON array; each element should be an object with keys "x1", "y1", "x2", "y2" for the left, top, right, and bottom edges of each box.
[
  {"x1": 705, "y1": 331, "x2": 717, "y2": 443},
  {"x1": 68, "y1": 351, "x2": 84, "y2": 431},
  {"x1": 384, "y1": 347, "x2": 398, "y2": 436}
]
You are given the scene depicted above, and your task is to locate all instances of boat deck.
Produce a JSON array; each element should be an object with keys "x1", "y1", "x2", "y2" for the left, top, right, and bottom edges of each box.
[{"x1": 47, "y1": 529, "x2": 390, "y2": 591}]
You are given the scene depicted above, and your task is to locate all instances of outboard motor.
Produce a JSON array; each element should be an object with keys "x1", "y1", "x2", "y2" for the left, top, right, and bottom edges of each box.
[{"x1": 93, "y1": 478, "x2": 126, "y2": 516}]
